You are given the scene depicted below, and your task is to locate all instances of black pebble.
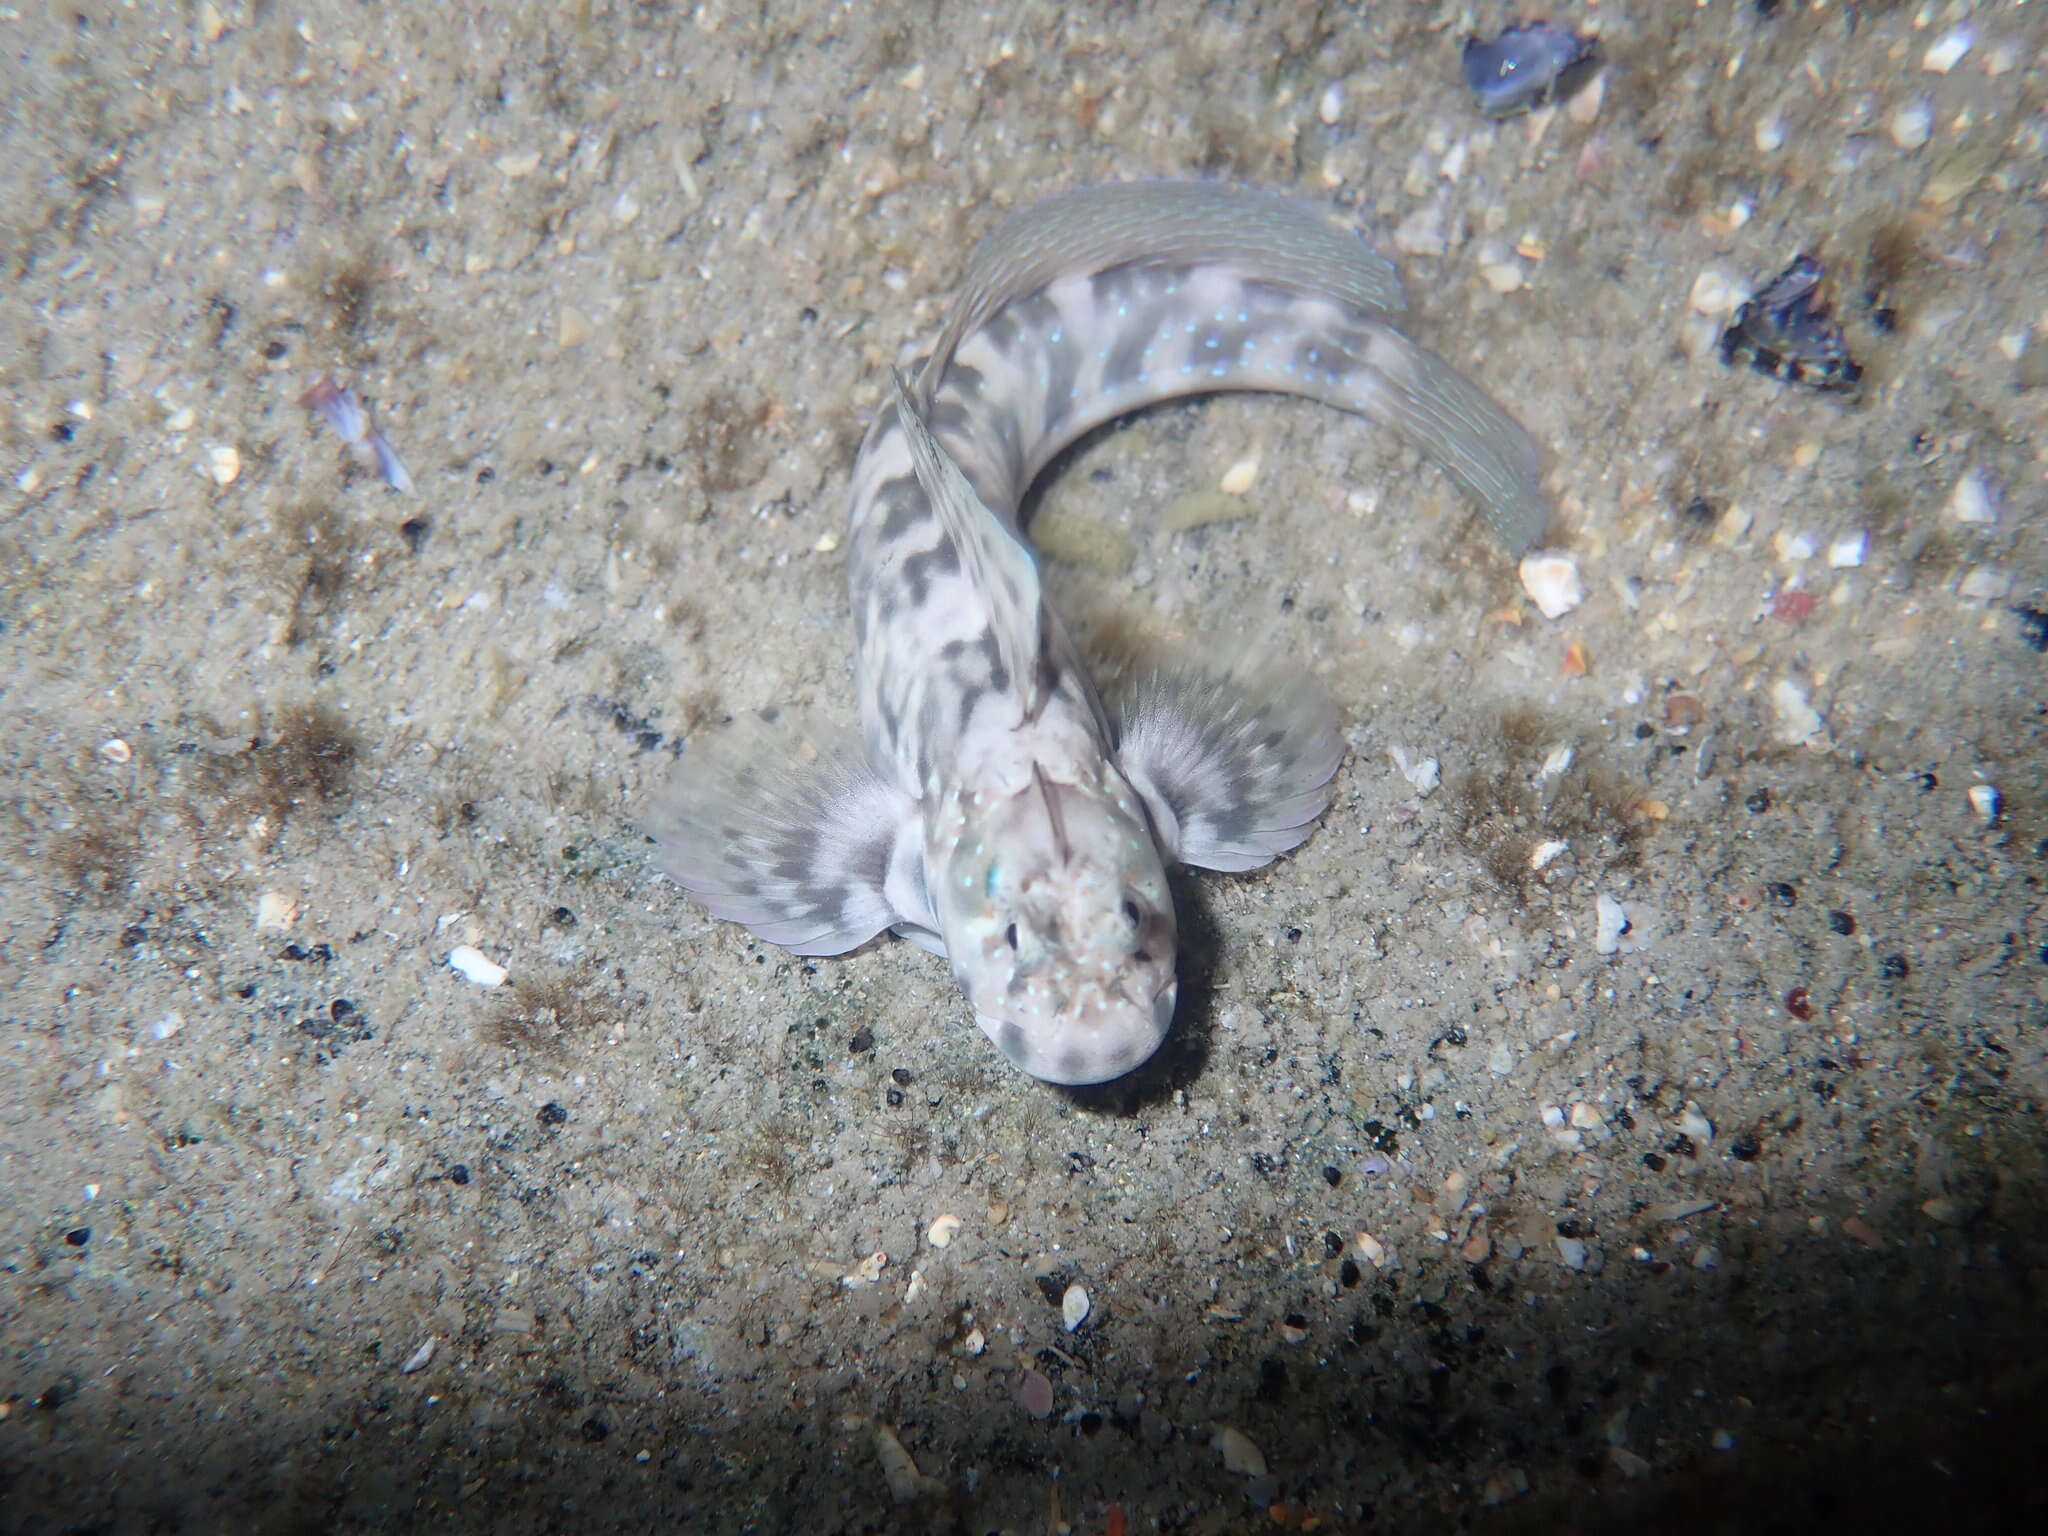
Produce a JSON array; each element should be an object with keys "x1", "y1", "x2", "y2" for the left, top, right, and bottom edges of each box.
[
  {"x1": 1828, "y1": 910, "x2": 1856, "y2": 936},
  {"x1": 848, "y1": 1027, "x2": 875, "y2": 1054},
  {"x1": 538, "y1": 1101, "x2": 569, "y2": 1127},
  {"x1": 1746, "y1": 788, "x2": 1772, "y2": 813},
  {"x1": 1323, "y1": 1165, "x2": 1343, "y2": 1188},
  {"x1": 890, "y1": 1067, "x2": 913, "y2": 1086},
  {"x1": 449, "y1": 1164, "x2": 470, "y2": 1185},
  {"x1": 329, "y1": 998, "x2": 355, "y2": 1020},
  {"x1": 1766, "y1": 881, "x2": 1798, "y2": 908},
  {"x1": 65, "y1": 1227, "x2": 91, "y2": 1247},
  {"x1": 885, "y1": 1088, "x2": 904, "y2": 1108},
  {"x1": 580, "y1": 1417, "x2": 609, "y2": 1442},
  {"x1": 399, "y1": 517, "x2": 429, "y2": 553},
  {"x1": 1729, "y1": 1134, "x2": 1761, "y2": 1162},
  {"x1": 2012, "y1": 605, "x2": 2048, "y2": 653},
  {"x1": 1880, "y1": 954, "x2": 1911, "y2": 980},
  {"x1": 1642, "y1": 1152, "x2": 1667, "y2": 1172}
]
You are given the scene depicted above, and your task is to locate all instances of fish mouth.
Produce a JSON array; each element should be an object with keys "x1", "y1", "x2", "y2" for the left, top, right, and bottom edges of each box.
[{"x1": 981, "y1": 977, "x2": 1177, "y2": 1086}]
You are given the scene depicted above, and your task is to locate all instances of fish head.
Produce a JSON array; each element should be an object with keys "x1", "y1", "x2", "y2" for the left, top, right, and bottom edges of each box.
[{"x1": 929, "y1": 763, "x2": 1178, "y2": 1085}]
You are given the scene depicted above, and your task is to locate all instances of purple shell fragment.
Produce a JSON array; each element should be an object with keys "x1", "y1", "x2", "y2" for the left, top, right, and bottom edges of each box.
[{"x1": 1462, "y1": 20, "x2": 1600, "y2": 116}]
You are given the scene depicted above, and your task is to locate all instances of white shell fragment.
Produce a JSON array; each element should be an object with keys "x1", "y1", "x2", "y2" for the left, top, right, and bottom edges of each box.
[
  {"x1": 1529, "y1": 839, "x2": 1569, "y2": 871},
  {"x1": 1679, "y1": 1101, "x2": 1715, "y2": 1146},
  {"x1": 205, "y1": 443, "x2": 242, "y2": 485},
  {"x1": 1594, "y1": 892, "x2": 1631, "y2": 955},
  {"x1": 925, "y1": 1213, "x2": 962, "y2": 1249},
  {"x1": 1061, "y1": 1283, "x2": 1090, "y2": 1333},
  {"x1": 1890, "y1": 98, "x2": 1934, "y2": 151},
  {"x1": 1947, "y1": 469, "x2": 1998, "y2": 524},
  {"x1": 1770, "y1": 678, "x2": 1826, "y2": 747},
  {"x1": 1213, "y1": 1426, "x2": 1268, "y2": 1477},
  {"x1": 841, "y1": 1250, "x2": 888, "y2": 1288},
  {"x1": 1390, "y1": 746, "x2": 1441, "y2": 796},
  {"x1": 873, "y1": 1421, "x2": 942, "y2": 1503},
  {"x1": 1690, "y1": 268, "x2": 1743, "y2": 316},
  {"x1": 1968, "y1": 784, "x2": 2002, "y2": 826},
  {"x1": 447, "y1": 945, "x2": 509, "y2": 987},
  {"x1": 256, "y1": 891, "x2": 299, "y2": 932},
  {"x1": 400, "y1": 1338, "x2": 436, "y2": 1374},
  {"x1": 1827, "y1": 531, "x2": 1869, "y2": 569},
  {"x1": 1519, "y1": 551, "x2": 1584, "y2": 619},
  {"x1": 99, "y1": 738, "x2": 133, "y2": 764},
  {"x1": 1921, "y1": 27, "x2": 1973, "y2": 74}
]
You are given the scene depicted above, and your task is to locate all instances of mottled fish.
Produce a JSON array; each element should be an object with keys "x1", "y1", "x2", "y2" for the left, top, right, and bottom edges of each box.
[{"x1": 649, "y1": 181, "x2": 1547, "y2": 1085}]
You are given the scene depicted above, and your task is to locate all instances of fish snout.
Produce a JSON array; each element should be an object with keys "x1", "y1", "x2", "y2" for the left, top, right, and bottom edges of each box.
[{"x1": 980, "y1": 973, "x2": 1176, "y2": 1086}]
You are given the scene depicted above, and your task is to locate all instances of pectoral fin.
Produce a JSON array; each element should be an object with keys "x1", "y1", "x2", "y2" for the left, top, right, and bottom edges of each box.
[
  {"x1": 647, "y1": 716, "x2": 928, "y2": 955},
  {"x1": 1113, "y1": 664, "x2": 1345, "y2": 872}
]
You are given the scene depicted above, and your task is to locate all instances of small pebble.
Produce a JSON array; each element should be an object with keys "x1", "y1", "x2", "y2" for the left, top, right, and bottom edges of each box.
[
  {"x1": 400, "y1": 1339, "x2": 436, "y2": 1374},
  {"x1": 1555, "y1": 1236, "x2": 1589, "y2": 1270},
  {"x1": 926, "y1": 1213, "x2": 962, "y2": 1249},
  {"x1": 1354, "y1": 1231, "x2": 1387, "y2": 1267},
  {"x1": 205, "y1": 443, "x2": 242, "y2": 486},
  {"x1": 1218, "y1": 454, "x2": 1260, "y2": 495},
  {"x1": 1518, "y1": 551, "x2": 1584, "y2": 619},
  {"x1": 1014, "y1": 1368, "x2": 1054, "y2": 1419},
  {"x1": 447, "y1": 945, "x2": 508, "y2": 987},
  {"x1": 1889, "y1": 98, "x2": 1934, "y2": 151},
  {"x1": 1958, "y1": 567, "x2": 2012, "y2": 602},
  {"x1": 1318, "y1": 82, "x2": 1344, "y2": 125},
  {"x1": 1753, "y1": 113, "x2": 1786, "y2": 154},
  {"x1": 873, "y1": 1421, "x2": 940, "y2": 1503},
  {"x1": 99, "y1": 738, "x2": 132, "y2": 764},
  {"x1": 1967, "y1": 784, "x2": 2001, "y2": 826},
  {"x1": 1061, "y1": 1283, "x2": 1090, "y2": 1333}
]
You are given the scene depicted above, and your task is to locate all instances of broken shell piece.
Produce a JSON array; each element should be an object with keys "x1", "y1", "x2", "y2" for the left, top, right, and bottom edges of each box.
[
  {"x1": 447, "y1": 944, "x2": 508, "y2": 987},
  {"x1": 1594, "y1": 892, "x2": 1630, "y2": 955},
  {"x1": 925, "y1": 1213, "x2": 962, "y2": 1249},
  {"x1": 1947, "y1": 470, "x2": 1998, "y2": 525},
  {"x1": 1770, "y1": 678, "x2": 1826, "y2": 747},
  {"x1": 1967, "y1": 784, "x2": 2002, "y2": 826},
  {"x1": 1529, "y1": 839, "x2": 1569, "y2": 871},
  {"x1": 1921, "y1": 27, "x2": 1973, "y2": 74},
  {"x1": 840, "y1": 1250, "x2": 888, "y2": 1288},
  {"x1": 1827, "y1": 531, "x2": 1869, "y2": 568},
  {"x1": 205, "y1": 443, "x2": 242, "y2": 485},
  {"x1": 1213, "y1": 1425, "x2": 1268, "y2": 1477},
  {"x1": 873, "y1": 1421, "x2": 942, "y2": 1504},
  {"x1": 99, "y1": 738, "x2": 133, "y2": 764},
  {"x1": 1390, "y1": 746, "x2": 1441, "y2": 796},
  {"x1": 1061, "y1": 1283, "x2": 1090, "y2": 1333},
  {"x1": 1519, "y1": 551, "x2": 1584, "y2": 619}
]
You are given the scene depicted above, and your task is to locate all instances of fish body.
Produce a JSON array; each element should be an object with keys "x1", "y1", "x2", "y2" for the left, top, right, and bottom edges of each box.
[{"x1": 651, "y1": 182, "x2": 1547, "y2": 1085}]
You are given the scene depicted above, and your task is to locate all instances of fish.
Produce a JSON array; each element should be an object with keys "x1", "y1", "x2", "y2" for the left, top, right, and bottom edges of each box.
[{"x1": 648, "y1": 181, "x2": 1548, "y2": 1085}]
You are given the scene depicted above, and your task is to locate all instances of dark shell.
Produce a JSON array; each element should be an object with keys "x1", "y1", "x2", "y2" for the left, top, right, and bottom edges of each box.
[
  {"x1": 1461, "y1": 21, "x2": 1600, "y2": 116},
  {"x1": 1718, "y1": 254, "x2": 1864, "y2": 393}
]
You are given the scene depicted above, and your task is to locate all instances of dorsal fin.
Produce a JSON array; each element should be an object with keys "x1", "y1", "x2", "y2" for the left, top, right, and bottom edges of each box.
[{"x1": 890, "y1": 370, "x2": 1051, "y2": 718}]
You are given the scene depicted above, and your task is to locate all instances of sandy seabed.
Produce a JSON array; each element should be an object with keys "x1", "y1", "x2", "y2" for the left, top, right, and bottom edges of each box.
[{"x1": 3, "y1": 2, "x2": 2044, "y2": 1532}]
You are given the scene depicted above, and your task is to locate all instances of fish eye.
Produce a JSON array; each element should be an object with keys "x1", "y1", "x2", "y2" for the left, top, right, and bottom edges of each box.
[{"x1": 1005, "y1": 922, "x2": 1020, "y2": 950}]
